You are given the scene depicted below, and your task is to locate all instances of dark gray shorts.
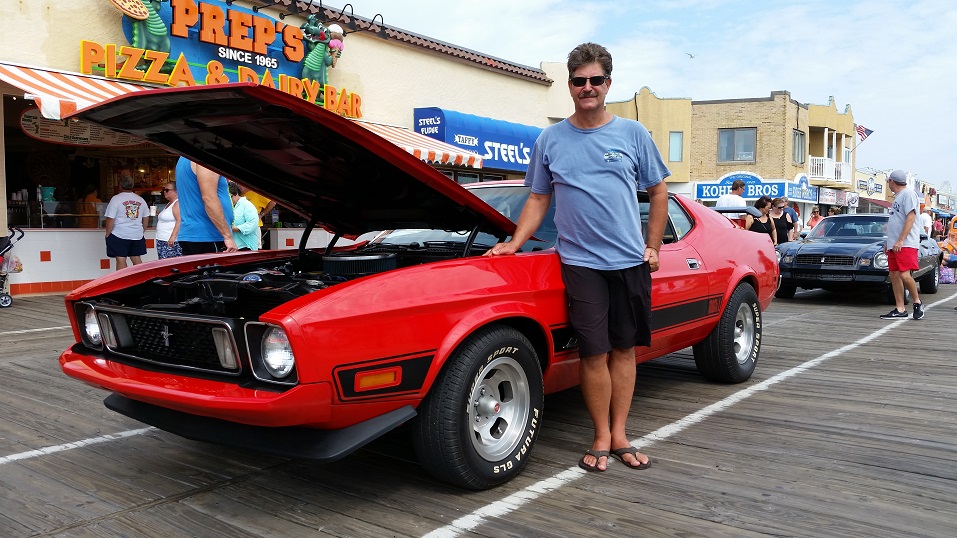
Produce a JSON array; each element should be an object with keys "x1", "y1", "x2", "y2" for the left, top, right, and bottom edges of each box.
[{"x1": 561, "y1": 262, "x2": 652, "y2": 358}]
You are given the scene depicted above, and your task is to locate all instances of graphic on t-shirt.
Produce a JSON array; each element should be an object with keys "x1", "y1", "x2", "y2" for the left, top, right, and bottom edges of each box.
[
  {"x1": 123, "y1": 200, "x2": 141, "y2": 219},
  {"x1": 603, "y1": 150, "x2": 623, "y2": 162}
]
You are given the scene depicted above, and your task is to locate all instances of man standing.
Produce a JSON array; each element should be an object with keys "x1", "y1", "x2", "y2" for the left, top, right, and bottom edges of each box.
[
  {"x1": 486, "y1": 43, "x2": 670, "y2": 472},
  {"x1": 918, "y1": 208, "x2": 933, "y2": 237},
  {"x1": 174, "y1": 157, "x2": 238, "y2": 254},
  {"x1": 880, "y1": 169, "x2": 924, "y2": 320},
  {"x1": 715, "y1": 179, "x2": 746, "y2": 217},
  {"x1": 103, "y1": 174, "x2": 148, "y2": 271}
]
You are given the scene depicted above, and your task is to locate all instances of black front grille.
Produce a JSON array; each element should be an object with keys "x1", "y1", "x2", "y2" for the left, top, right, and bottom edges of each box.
[
  {"x1": 795, "y1": 254, "x2": 855, "y2": 266},
  {"x1": 793, "y1": 272, "x2": 854, "y2": 281},
  {"x1": 126, "y1": 316, "x2": 227, "y2": 370},
  {"x1": 98, "y1": 307, "x2": 241, "y2": 375}
]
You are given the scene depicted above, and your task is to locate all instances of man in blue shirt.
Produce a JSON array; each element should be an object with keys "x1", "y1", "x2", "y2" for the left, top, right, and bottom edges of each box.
[
  {"x1": 175, "y1": 157, "x2": 237, "y2": 255},
  {"x1": 487, "y1": 42, "x2": 670, "y2": 472}
]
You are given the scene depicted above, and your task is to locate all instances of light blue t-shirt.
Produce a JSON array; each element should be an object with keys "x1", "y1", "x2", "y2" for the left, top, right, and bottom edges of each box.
[
  {"x1": 175, "y1": 157, "x2": 234, "y2": 243},
  {"x1": 525, "y1": 116, "x2": 670, "y2": 270},
  {"x1": 886, "y1": 186, "x2": 921, "y2": 249}
]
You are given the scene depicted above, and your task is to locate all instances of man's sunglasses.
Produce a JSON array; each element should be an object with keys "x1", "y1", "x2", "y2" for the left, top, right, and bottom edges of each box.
[
  {"x1": 162, "y1": 188, "x2": 173, "y2": 192},
  {"x1": 569, "y1": 75, "x2": 608, "y2": 87}
]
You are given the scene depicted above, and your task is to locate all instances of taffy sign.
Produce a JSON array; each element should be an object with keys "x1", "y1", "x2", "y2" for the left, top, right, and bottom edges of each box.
[{"x1": 83, "y1": 0, "x2": 361, "y2": 118}]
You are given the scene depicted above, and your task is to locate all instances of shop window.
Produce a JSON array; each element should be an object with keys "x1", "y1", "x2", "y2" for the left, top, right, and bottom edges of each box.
[
  {"x1": 457, "y1": 173, "x2": 479, "y2": 185},
  {"x1": 793, "y1": 130, "x2": 806, "y2": 165},
  {"x1": 481, "y1": 174, "x2": 504, "y2": 182},
  {"x1": 718, "y1": 128, "x2": 756, "y2": 163},
  {"x1": 668, "y1": 132, "x2": 683, "y2": 162}
]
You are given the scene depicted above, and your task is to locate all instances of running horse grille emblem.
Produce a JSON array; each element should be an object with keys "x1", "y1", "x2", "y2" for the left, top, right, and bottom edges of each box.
[{"x1": 159, "y1": 324, "x2": 173, "y2": 347}]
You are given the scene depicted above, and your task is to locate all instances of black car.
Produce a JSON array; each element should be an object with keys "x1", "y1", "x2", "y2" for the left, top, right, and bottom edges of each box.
[{"x1": 776, "y1": 213, "x2": 942, "y2": 303}]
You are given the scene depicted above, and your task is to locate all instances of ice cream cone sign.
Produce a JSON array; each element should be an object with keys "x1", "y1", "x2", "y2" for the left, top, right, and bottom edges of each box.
[{"x1": 330, "y1": 39, "x2": 343, "y2": 67}]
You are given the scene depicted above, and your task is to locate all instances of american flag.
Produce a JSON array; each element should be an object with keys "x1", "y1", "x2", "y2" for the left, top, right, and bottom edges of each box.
[{"x1": 856, "y1": 124, "x2": 874, "y2": 141}]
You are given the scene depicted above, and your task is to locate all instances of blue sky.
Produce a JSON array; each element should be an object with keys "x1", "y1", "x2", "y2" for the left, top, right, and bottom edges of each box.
[{"x1": 328, "y1": 0, "x2": 956, "y2": 190}]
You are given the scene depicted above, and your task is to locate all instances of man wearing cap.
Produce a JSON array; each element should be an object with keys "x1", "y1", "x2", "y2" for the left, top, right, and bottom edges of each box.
[{"x1": 880, "y1": 170, "x2": 924, "y2": 320}]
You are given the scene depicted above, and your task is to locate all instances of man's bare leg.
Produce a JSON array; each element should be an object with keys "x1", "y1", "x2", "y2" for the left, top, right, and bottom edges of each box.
[
  {"x1": 608, "y1": 347, "x2": 649, "y2": 467},
  {"x1": 579, "y1": 352, "x2": 611, "y2": 470}
]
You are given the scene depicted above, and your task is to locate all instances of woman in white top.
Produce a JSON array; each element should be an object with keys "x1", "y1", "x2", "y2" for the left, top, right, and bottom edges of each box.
[{"x1": 155, "y1": 181, "x2": 183, "y2": 259}]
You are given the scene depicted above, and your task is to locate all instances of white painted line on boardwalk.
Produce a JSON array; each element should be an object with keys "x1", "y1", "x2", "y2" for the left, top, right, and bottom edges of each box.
[
  {"x1": 0, "y1": 427, "x2": 155, "y2": 465},
  {"x1": 424, "y1": 292, "x2": 957, "y2": 538},
  {"x1": 0, "y1": 326, "x2": 71, "y2": 336}
]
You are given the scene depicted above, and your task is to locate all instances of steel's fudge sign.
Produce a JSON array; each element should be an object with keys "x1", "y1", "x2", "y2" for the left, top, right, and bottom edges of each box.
[{"x1": 83, "y1": 0, "x2": 362, "y2": 118}]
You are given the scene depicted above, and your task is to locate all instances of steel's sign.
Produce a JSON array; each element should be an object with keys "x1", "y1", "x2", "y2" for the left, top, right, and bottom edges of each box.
[{"x1": 84, "y1": 0, "x2": 361, "y2": 118}]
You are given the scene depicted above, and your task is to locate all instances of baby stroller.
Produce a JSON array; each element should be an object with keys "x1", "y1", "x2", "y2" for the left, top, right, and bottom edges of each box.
[{"x1": 0, "y1": 227, "x2": 25, "y2": 308}]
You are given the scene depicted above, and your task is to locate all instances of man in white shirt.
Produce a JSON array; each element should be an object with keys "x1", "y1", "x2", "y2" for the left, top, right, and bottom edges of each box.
[
  {"x1": 104, "y1": 174, "x2": 148, "y2": 271},
  {"x1": 715, "y1": 179, "x2": 746, "y2": 218},
  {"x1": 919, "y1": 208, "x2": 933, "y2": 237}
]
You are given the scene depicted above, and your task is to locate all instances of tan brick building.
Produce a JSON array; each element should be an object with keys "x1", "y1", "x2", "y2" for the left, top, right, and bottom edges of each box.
[{"x1": 608, "y1": 89, "x2": 858, "y2": 220}]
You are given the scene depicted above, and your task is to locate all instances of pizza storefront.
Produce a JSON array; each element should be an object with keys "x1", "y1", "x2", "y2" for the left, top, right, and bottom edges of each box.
[{"x1": 0, "y1": 0, "x2": 561, "y2": 296}]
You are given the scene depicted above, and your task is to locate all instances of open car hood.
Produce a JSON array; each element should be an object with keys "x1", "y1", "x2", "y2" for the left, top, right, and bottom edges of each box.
[{"x1": 71, "y1": 84, "x2": 517, "y2": 238}]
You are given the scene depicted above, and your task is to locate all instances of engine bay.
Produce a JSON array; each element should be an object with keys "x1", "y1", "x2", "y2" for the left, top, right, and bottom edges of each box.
[{"x1": 91, "y1": 249, "x2": 432, "y2": 319}]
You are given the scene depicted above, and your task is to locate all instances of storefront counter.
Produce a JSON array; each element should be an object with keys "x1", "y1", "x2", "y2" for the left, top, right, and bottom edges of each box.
[{"x1": 6, "y1": 226, "x2": 376, "y2": 296}]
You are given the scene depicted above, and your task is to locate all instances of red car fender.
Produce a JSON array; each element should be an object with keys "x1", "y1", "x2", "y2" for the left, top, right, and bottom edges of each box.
[{"x1": 424, "y1": 300, "x2": 558, "y2": 390}]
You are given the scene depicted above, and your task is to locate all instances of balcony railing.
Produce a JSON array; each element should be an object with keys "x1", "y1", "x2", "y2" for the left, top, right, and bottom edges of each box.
[{"x1": 809, "y1": 157, "x2": 851, "y2": 185}]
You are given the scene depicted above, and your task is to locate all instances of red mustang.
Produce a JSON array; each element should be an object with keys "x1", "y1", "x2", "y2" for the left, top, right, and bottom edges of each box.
[{"x1": 59, "y1": 84, "x2": 778, "y2": 489}]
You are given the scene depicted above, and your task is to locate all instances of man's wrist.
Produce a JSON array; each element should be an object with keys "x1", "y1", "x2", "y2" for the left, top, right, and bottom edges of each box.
[{"x1": 645, "y1": 245, "x2": 660, "y2": 253}]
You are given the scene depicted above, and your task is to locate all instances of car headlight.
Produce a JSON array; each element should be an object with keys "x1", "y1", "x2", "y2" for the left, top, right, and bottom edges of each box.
[
  {"x1": 261, "y1": 327, "x2": 295, "y2": 378},
  {"x1": 874, "y1": 251, "x2": 888, "y2": 269},
  {"x1": 83, "y1": 307, "x2": 102, "y2": 346}
]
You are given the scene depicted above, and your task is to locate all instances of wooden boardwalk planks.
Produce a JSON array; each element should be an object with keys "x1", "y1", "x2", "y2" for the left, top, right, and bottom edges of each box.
[{"x1": 0, "y1": 290, "x2": 955, "y2": 537}]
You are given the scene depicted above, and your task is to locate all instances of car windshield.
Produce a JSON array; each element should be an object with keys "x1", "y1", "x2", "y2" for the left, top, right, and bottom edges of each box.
[
  {"x1": 808, "y1": 216, "x2": 888, "y2": 239},
  {"x1": 373, "y1": 185, "x2": 558, "y2": 250}
]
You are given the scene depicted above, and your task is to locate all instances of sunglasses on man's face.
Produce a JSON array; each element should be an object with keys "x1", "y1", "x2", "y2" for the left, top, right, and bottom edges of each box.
[
  {"x1": 162, "y1": 188, "x2": 173, "y2": 192},
  {"x1": 569, "y1": 75, "x2": 608, "y2": 87}
]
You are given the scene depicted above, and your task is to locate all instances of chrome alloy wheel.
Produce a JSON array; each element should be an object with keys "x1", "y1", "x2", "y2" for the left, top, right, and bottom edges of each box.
[
  {"x1": 733, "y1": 302, "x2": 757, "y2": 365},
  {"x1": 468, "y1": 356, "x2": 530, "y2": 461}
]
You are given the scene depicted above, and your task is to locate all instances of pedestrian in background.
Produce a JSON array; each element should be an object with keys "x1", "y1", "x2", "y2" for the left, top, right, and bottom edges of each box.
[
  {"x1": 769, "y1": 197, "x2": 795, "y2": 244},
  {"x1": 174, "y1": 157, "x2": 237, "y2": 254},
  {"x1": 919, "y1": 208, "x2": 933, "y2": 237},
  {"x1": 229, "y1": 182, "x2": 260, "y2": 251},
  {"x1": 239, "y1": 184, "x2": 276, "y2": 249},
  {"x1": 828, "y1": 207, "x2": 842, "y2": 217},
  {"x1": 103, "y1": 174, "x2": 147, "y2": 271},
  {"x1": 155, "y1": 181, "x2": 182, "y2": 259},
  {"x1": 486, "y1": 42, "x2": 668, "y2": 472},
  {"x1": 880, "y1": 170, "x2": 924, "y2": 320},
  {"x1": 806, "y1": 206, "x2": 823, "y2": 228},
  {"x1": 744, "y1": 196, "x2": 776, "y2": 244},
  {"x1": 715, "y1": 179, "x2": 746, "y2": 218},
  {"x1": 781, "y1": 196, "x2": 802, "y2": 236},
  {"x1": 76, "y1": 184, "x2": 102, "y2": 228}
]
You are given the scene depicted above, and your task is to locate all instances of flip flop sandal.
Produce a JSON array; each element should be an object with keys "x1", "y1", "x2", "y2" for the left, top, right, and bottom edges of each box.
[
  {"x1": 611, "y1": 446, "x2": 651, "y2": 470},
  {"x1": 578, "y1": 449, "x2": 609, "y2": 472}
]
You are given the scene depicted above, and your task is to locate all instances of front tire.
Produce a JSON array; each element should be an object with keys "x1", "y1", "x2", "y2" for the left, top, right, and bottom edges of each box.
[
  {"x1": 919, "y1": 265, "x2": 940, "y2": 294},
  {"x1": 412, "y1": 325, "x2": 544, "y2": 490},
  {"x1": 693, "y1": 283, "x2": 760, "y2": 383},
  {"x1": 0, "y1": 293, "x2": 11, "y2": 308},
  {"x1": 775, "y1": 284, "x2": 796, "y2": 299}
]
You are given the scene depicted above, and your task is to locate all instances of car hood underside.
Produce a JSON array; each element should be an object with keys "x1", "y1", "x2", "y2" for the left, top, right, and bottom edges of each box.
[{"x1": 71, "y1": 84, "x2": 517, "y2": 239}]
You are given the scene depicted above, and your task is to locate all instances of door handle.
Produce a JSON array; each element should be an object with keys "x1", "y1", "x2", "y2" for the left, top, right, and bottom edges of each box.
[{"x1": 686, "y1": 258, "x2": 700, "y2": 270}]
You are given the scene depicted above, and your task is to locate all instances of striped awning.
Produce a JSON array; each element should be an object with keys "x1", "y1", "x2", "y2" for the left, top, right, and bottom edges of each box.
[
  {"x1": 0, "y1": 62, "x2": 151, "y2": 120},
  {"x1": 356, "y1": 121, "x2": 483, "y2": 169}
]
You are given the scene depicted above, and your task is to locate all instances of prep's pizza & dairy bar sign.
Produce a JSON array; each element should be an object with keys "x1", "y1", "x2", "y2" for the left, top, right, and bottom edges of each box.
[{"x1": 81, "y1": 0, "x2": 363, "y2": 118}]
